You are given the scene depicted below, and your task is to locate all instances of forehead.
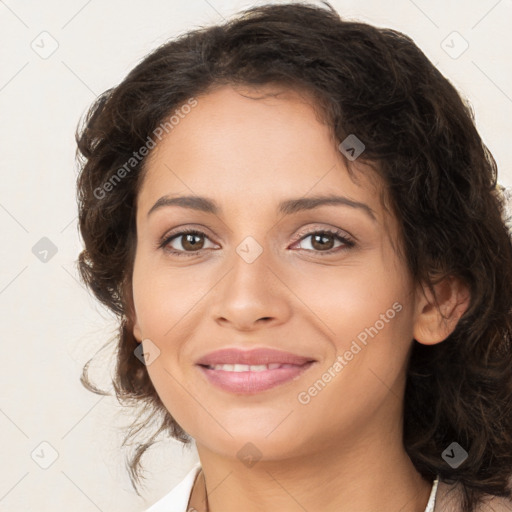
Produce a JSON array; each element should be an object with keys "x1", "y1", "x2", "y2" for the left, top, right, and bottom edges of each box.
[
  {"x1": 146, "y1": 84, "x2": 336, "y2": 169},
  {"x1": 138, "y1": 84, "x2": 385, "y2": 219}
]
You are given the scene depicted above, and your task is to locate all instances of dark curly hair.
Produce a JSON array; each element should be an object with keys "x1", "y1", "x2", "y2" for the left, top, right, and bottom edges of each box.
[{"x1": 74, "y1": 2, "x2": 512, "y2": 510}]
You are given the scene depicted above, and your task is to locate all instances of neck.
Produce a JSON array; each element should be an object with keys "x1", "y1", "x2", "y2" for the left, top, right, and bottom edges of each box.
[{"x1": 189, "y1": 423, "x2": 433, "y2": 512}]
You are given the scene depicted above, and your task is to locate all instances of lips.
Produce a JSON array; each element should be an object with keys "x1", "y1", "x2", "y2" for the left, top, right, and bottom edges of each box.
[
  {"x1": 195, "y1": 348, "x2": 317, "y2": 394},
  {"x1": 195, "y1": 348, "x2": 315, "y2": 367}
]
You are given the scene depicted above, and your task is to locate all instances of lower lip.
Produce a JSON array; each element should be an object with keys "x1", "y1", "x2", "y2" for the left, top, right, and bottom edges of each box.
[{"x1": 197, "y1": 362, "x2": 316, "y2": 394}]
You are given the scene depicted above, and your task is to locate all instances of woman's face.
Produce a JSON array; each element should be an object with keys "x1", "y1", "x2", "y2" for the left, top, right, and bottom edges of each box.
[{"x1": 131, "y1": 84, "x2": 422, "y2": 461}]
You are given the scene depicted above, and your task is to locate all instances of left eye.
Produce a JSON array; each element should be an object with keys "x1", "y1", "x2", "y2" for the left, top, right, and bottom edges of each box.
[{"x1": 292, "y1": 230, "x2": 354, "y2": 253}]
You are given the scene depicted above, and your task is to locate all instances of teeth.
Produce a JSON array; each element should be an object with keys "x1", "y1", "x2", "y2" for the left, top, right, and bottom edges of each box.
[{"x1": 208, "y1": 363, "x2": 285, "y2": 372}]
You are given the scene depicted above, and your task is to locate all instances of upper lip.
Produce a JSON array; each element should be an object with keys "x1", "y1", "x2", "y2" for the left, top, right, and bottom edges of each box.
[{"x1": 196, "y1": 348, "x2": 316, "y2": 366}]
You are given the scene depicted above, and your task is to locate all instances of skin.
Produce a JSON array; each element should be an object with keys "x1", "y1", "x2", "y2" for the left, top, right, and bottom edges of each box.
[{"x1": 130, "y1": 84, "x2": 470, "y2": 512}]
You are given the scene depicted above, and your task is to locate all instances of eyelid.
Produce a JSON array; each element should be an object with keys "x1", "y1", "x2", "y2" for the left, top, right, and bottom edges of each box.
[
  {"x1": 292, "y1": 224, "x2": 355, "y2": 244},
  {"x1": 157, "y1": 223, "x2": 214, "y2": 243}
]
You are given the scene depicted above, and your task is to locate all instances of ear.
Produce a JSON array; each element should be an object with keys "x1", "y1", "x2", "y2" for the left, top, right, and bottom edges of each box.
[
  {"x1": 122, "y1": 279, "x2": 143, "y2": 343},
  {"x1": 413, "y1": 275, "x2": 471, "y2": 345},
  {"x1": 132, "y1": 316, "x2": 143, "y2": 343}
]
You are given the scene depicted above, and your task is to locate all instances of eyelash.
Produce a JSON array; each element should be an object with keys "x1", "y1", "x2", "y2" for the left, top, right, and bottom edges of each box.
[{"x1": 157, "y1": 227, "x2": 356, "y2": 258}]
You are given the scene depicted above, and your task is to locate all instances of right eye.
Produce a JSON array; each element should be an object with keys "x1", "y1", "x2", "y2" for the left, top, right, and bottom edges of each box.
[{"x1": 160, "y1": 229, "x2": 218, "y2": 257}]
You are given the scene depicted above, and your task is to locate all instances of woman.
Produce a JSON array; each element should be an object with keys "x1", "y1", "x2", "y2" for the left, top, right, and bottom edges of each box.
[{"x1": 75, "y1": 2, "x2": 512, "y2": 511}]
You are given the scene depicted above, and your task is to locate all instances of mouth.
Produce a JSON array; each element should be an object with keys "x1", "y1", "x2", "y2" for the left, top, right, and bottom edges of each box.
[
  {"x1": 196, "y1": 360, "x2": 316, "y2": 394},
  {"x1": 201, "y1": 362, "x2": 304, "y2": 371}
]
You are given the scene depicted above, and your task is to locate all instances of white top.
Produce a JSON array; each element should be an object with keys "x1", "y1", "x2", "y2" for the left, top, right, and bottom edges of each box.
[
  {"x1": 143, "y1": 462, "x2": 440, "y2": 512},
  {"x1": 144, "y1": 462, "x2": 202, "y2": 512}
]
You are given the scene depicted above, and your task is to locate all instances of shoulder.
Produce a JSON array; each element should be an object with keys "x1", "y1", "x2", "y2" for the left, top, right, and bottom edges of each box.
[{"x1": 435, "y1": 479, "x2": 512, "y2": 512}]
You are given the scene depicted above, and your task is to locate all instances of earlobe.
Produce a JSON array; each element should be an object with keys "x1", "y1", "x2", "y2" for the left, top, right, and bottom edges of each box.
[
  {"x1": 133, "y1": 318, "x2": 143, "y2": 343},
  {"x1": 123, "y1": 281, "x2": 142, "y2": 343},
  {"x1": 413, "y1": 275, "x2": 471, "y2": 346}
]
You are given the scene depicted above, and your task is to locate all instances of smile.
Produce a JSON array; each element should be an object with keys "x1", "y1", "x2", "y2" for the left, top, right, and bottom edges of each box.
[{"x1": 197, "y1": 361, "x2": 316, "y2": 394}]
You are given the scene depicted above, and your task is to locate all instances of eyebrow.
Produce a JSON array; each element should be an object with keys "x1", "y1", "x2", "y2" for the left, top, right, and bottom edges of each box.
[{"x1": 147, "y1": 194, "x2": 376, "y2": 221}]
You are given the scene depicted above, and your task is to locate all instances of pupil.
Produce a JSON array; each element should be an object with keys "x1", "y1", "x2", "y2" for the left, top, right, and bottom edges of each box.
[
  {"x1": 313, "y1": 234, "x2": 333, "y2": 250},
  {"x1": 184, "y1": 233, "x2": 203, "y2": 250}
]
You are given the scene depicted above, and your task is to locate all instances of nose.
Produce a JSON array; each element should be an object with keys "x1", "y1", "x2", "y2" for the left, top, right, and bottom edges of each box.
[{"x1": 210, "y1": 243, "x2": 292, "y2": 331}]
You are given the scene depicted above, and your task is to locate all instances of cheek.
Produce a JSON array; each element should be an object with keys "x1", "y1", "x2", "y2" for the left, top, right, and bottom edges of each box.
[
  {"x1": 131, "y1": 262, "x2": 199, "y2": 419},
  {"x1": 131, "y1": 257, "x2": 208, "y2": 338},
  {"x1": 289, "y1": 258, "x2": 415, "y2": 407},
  {"x1": 291, "y1": 260, "x2": 409, "y2": 341}
]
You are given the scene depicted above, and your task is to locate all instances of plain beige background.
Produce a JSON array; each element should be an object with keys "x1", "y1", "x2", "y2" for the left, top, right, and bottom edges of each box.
[{"x1": 1, "y1": 0, "x2": 511, "y2": 510}]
